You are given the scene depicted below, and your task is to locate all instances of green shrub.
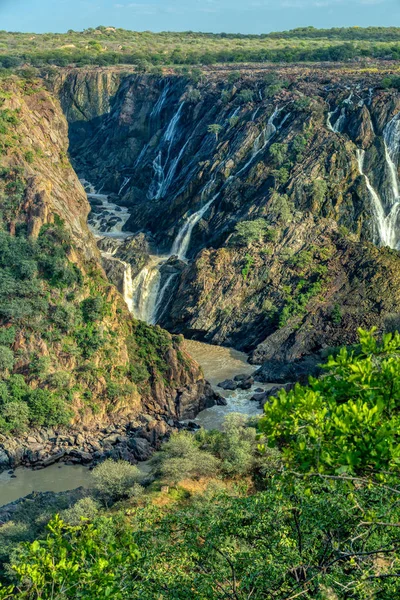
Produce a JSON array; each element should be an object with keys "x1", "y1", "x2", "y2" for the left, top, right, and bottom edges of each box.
[
  {"x1": 232, "y1": 219, "x2": 271, "y2": 245},
  {"x1": 0, "y1": 346, "x2": 14, "y2": 373},
  {"x1": 150, "y1": 430, "x2": 220, "y2": 484},
  {"x1": 241, "y1": 253, "x2": 254, "y2": 281},
  {"x1": 92, "y1": 460, "x2": 142, "y2": 503},
  {"x1": 331, "y1": 303, "x2": 342, "y2": 324},
  {"x1": 61, "y1": 497, "x2": 100, "y2": 525},
  {"x1": 259, "y1": 328, "x2": 400, "y2": 474}
]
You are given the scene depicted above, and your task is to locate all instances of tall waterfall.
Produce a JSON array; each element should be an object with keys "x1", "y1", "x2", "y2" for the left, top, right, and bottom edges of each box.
[
  {"x1": 118, "y1": 177, "x2": 131, "y2": 196},
  {"x1": 150, "y1": 82, "x2": 170, "y2": 120},
  {"x1": 129, "y1": 105, "x2": 292, "y2": 322},
  {"x1": 383, "y1": 114, "x2": 400, "y2": 201},
  {"x1": 355, "y1": 111, "x2": 400, "y2": 250},
  {"x1": 327, "y1": 92, "x2": 353, "y2": 133},
  {"x1": 356, "y1": 149, "x2": 389, "y2": 246},
  {"x1": 123, "y1": 262, "x2": 134, "y2": 312},
  {"x1": 148, "y1": 102, "x2": 186, "y2": 200},
  {"x1": 171, "y1": 193, "x2": 219, "y2": 260},
  {"x1": 131, "y1": 256, "x2": 165, "y2": 324},
  {"x1": 236, "y1": 105, "x2": 286, "y2": 177}
]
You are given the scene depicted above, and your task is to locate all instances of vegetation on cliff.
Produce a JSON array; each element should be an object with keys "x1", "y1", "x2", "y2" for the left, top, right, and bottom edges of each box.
[
  {"x1": 0, "y1": 75, "x2": 205, "y2": 434},
  {"x1": 1, "y1": 330, "x2": 400, "y2": 598},
  {"x1": 3, "y1": 27, "x2": 400, "y2": 72}
]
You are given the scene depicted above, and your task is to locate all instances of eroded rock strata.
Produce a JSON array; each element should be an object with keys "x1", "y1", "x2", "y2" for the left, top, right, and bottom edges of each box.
[{"x1": 50, "y1": 67, "x2": 400, "y2": 369}]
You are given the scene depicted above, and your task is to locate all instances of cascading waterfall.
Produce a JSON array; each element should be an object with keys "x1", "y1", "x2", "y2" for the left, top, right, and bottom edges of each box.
[
  {"x1": 355, "y1": 111, "x2": 400, "y2": 249},
  {"x1": 150, "y1": 82, "x2": 170, "y2": 120},
  {"x1": 356, "y1": 149, "x2": 389, "y2": 246},
  {"x1": 118, "y1": 177, "x2": 131, "y2": 196},
  {"x1": 133, "y1": 142, "x2": 149, "y2": 168},
  {"x1": 131, "y1": 256, "x2": 165, "y2": 324},
  {"x1": 171, "y1": 193, "x2": 219, "y2": 260},
  {"x1": 123, "y1": 262, "x2": 134, "y2": 312},
  {"x1": 327, "y1": 92, "x2": 353, "y2": 133},
  {"x1": 148, "y1": 102, "x2": 186, "y2": 200},
  {"x1": 129, "y1": 105, "x2": 293, "y2": 323},
  {"x1": 236, "y1": 105, "x2": 287, "y2": 177},
  {"x1": 383, "y1": 114, "x2": 400, "y2": 199}
]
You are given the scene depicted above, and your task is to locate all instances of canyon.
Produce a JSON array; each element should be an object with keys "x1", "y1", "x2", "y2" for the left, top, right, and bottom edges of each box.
[
  {"x1": 2, "y1": 63, "x2": 400, "y2": 472},
  {"x1": 55, "y1": 65, "x2": 400, "y2": 368}
]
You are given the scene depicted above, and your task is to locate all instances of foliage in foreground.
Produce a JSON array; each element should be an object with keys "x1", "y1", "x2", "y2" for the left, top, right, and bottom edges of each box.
[
  {"x1": 2, "y1": 476, "x2": 400, "y2": 599},
  {"x1": 2, "y1": 329, "x2": 400, "y2": 598},
  {"x1": 259, "y1": 328, "x2": 400, "y2": 474}
]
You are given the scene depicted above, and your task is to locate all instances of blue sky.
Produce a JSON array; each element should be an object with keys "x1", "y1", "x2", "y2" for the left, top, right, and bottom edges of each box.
[{"x1": 0, "y1": 0, "x2": 398, "y2": 34}]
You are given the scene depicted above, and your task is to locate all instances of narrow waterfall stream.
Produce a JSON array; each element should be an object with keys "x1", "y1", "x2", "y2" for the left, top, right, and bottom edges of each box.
[{"x1": 328, "y1": 92, "x2": 400, "y2": 249}]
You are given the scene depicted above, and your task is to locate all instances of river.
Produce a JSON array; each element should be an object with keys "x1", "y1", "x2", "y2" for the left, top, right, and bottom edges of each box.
[{"x1": 0, "y1": 340, "x2": 270, "y2": 507}]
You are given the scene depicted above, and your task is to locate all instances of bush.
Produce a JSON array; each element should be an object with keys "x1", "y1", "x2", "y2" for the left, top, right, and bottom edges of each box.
[
  {"x1": 0, "y1": 401, "x2": 29, "y2": 433},
  {"x1": 92, "y1": 459, "x2": 142, "y2": 502},
  {"x1": 150, "y1": 431, "x2": 220, "y2": 484},
  {"x1": 232, "y1": 219, "x2": 271, "y2": 245},
  {"x1": 61, "y1": 497, "x2": 100, "y2": 525},
  {"x1": 81, "y1": 296, "x2": 105, "y2": 323},
  {"x1": 259, "y1": 328, "x2": 400, "y2": 474},
  {"x1": 0, "y1": 346, "x2": 14, "y2": 373}
]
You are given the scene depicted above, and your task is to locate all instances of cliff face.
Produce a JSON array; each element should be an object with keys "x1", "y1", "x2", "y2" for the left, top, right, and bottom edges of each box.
[
  {"x1": 0, "y1": 77, "x2": 97, "y2": 260},
  {"x1": 0, "y1": 76, "x2": 217, "y2": 470},
  {"x1": 49, "y1": 67, "x2": 400, "y2": 370},
  {"x1": 57, "y1": 67, "x2": 400, "y2": 247}
]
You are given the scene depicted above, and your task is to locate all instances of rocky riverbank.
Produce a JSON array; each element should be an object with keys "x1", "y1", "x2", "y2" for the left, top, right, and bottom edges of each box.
[{"x1": 0, "y1": 390, "x2": 224, "y2": 473}]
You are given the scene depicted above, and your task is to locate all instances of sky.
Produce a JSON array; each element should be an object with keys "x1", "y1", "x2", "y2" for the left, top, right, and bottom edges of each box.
[{"x1": 0, "y1": 0, "x2": 399, "y2": 34}]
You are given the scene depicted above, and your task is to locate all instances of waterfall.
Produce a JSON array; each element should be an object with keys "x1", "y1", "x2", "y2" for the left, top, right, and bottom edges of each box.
[
  {"x1": 236, "y1": 105, "x2": 286, "y2": 177},
  {"x1": 161, "y1": 137, "x2": 190, "y2": 198},
  {"x1": 153, "y1": 273, "x2": 178, "y2": 322},
  {"x1": 148, "y1": 102, "x2": 186, "y2": 200},
  {"x1": 251, "y1": 106, "x2": 261, "y2": 121},
  {"x1": 327, "y1": 92, "x2": 353, "y2": 133},
  {"x1": 122, "y1": 262, "x2": 134, "y2": 312},
  {"x1": 150, "y1": 82, "x2": 170, "y2": 120},
  {"x1": 162, "y1": 102, "x2": 185, "y2": 146},
  {"x1": 383, "y1": 114, "x2": 400, "y2": 201},
  {"x1": 134, "y1": 142, "x2": 149, "y2": 168},
  {"x1": 356, "y1": 149, "x2": 388, "y2": 246},
  {"x1": 131, "y1": 256, "x2": 165, "y2": 324},
  {"x1": 171, "y1": 193, "x2": 219, "y2": 260},
  {"x1": 118, "y1": 177, "x2": 131, "y2": 196},
  {"x1": 101, "y1": 247, "x2": 134, "y2": 312}
]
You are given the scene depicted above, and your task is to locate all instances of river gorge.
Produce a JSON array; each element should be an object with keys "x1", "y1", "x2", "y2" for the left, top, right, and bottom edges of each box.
[{"x1": 3, "y1": 65, "x2": 400, "y2": 505}]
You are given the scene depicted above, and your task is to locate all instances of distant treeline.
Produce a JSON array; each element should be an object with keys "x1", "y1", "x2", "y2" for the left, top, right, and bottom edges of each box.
[
  {"x1": 1, "y1": 26, "x2": 400, "y2": 69},
  {"x1": 2, "y1": 45, "x2": 400, "y2": 69}
]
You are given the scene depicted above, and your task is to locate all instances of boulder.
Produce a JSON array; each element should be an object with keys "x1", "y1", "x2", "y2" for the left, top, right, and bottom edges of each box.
[
  {"x1": 250, "y1": 392, "x2": 268, "y2": 403},
  {"x1": 237, "y1": 378, "x2": 254, "y2": 390},
  {"x1": 0, "y1": 450, "x2": 10, "y2": 469},
  {"x1": 128, "y1": 438, "x2": 152, "y2": 461},
  {"x1": 217, "y1": 379, "x2": 237, "y2": 390}
]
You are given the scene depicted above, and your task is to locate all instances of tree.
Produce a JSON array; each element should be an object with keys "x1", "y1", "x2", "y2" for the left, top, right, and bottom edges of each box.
[
  {"x1": 232, "y1": 218, "x2": 271, "y2": 245},
  {"x1": 207, "y1": 123, "x2": 223, "y2": 141},
  {"x1": 259, "y1": 328, "x2": 400, "y2": 474},
  {"x1": 92, "y1": 459, "x2": 142, "y2": 503},
  {"x1": 150, "y1": 430, "x2": 220, "y2": 484}
]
